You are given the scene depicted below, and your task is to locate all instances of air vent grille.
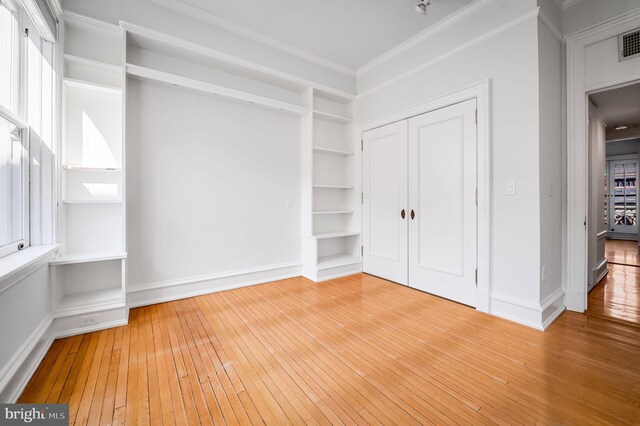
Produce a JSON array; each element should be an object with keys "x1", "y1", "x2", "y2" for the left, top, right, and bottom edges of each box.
[{"x1": 619, "y1": 29, "x2": 640, "y2": 62}]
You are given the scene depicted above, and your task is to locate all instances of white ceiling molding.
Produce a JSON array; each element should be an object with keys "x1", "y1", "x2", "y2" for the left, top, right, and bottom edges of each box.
[
  {"x1": 356, "y1": 0, "x2": 495, "y2": 77},
  {"x1": 562, "y1": 0, "x2": 585, "y2": 10},
  {"x1": 539, "y1": 9, "x2": 563, "y2": 41},
  {"x1": 358, "y1": 7, "x2": 540, "y2": 99},
  {"x1": 149, "y1": 0, "x2": 356, "y2": 78}
]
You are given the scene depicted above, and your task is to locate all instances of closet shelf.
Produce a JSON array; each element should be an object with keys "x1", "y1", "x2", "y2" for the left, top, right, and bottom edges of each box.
[
  {"x1": 63, "y1": 165, "x2": 122, "y2": 172},
  {"x1": 55, "y1": 287, "x2": 124, "y2": 315},
  {"x1": 50, "y1": 252, "x2": 127, "y2": 266},
  {"x1": 314, "y1": 231, "x2": 360, "y2": 239},
  {"x1": 317, "y1": 254, "x2": 361, "y2": 270},
  {"x1": 313, "y1": 184, "x2": 354, "y2": 189},
  {"x1": 125, "y1": 63, "x2": 308, "y2": 116},
  {"x1": 63, "y1": 77, "x2": 122, "y2": 94},
  {"x1": 63, "y1": 200, "x2": 122, "y2": 204},
  {"x1": 63, "y1": 53, "x2": 122, "y2": 72},
  {"x1": 313, "y1": 210, "x2": 354, "y2": 215},
  {"x1": 313, "y1": 110, "x2": 353, "y2": 124},
  {"x1": 313, "y1": 146, "x2": 354, "y2": 156}
]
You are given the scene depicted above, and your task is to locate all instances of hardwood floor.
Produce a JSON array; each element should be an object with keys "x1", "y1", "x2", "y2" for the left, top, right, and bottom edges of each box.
[
  {"x1": 588, "y1": 263, "x2": 640, "y2": 324},
  {"x1": 605, "y1": 239, "x2": 640, "y2": 267},
  {"x1": 20, "y1": 274, "x2": 640, "y2": 425}
]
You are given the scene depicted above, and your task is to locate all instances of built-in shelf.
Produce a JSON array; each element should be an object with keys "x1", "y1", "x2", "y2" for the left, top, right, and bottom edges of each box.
[
  {"x1": 50, "y1": 252, "x2": 127, "y2": 266},
  {"x1": 313, "y1": 110, "x2": 353, "y2": 124},
  {"x1": 314, "y1": 231, "x2": 360, "y2": 240},
  {"x1": 313, "y1": 184, "x2": 354, "y2": 189},
  {"x1": 56, "y1": 287, "x2": 123, "y2": 312},
  {"x1": 313, "y1": 210, "x2": 354, "y2": 215},
  {"x1": 63, "y1": 77, "x2": 122, "y2": 94},
  {"x1": 63, "y1": 165, "x2": 122, "y2": 172},
  {"x1": 64, "y1": 53, "x2": 122, "y2": 72},
  {"x1": 126, "y1": 63, "x2": 308, "y2": 116},
  {"x1": 63, "y1": 200, "x2": 123, "y2": 204},
  {"x1": 317, "y1": 254, "x2": 361, "y2": 270},
  {"x1": 313, "y1": 146, "x2": 354, "y2": 156}
]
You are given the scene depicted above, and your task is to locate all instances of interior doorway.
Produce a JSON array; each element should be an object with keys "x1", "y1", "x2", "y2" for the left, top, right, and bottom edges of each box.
[{"x1": 586, "y1": 82, "x2": 640, "y2": 325}]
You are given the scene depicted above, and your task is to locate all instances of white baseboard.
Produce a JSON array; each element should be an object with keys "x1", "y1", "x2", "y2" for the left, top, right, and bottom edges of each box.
[
  {"x1": 127, "y1": 261, "x2": 302, "y2": 308},
  {"x1": 0, "y1": 315, "x2": 54, "y2": 403},
  {"x1": 490, "y1": 287, "x2": 566, "y2": 330},
  {"x1": 315, "y1": 262, "x2": 362, "y2": 282},
  {"x1": 51, "y1": 307, "x2": 129, "y2": 339}
]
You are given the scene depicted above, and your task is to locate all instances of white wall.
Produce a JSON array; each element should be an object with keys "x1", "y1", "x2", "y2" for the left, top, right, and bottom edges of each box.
[
  {"x1": 357, "y1": 0, "x2": 546, "y2": 326},
  {"x1": 126, "y1": 79, "x2": 301, "y2": 291},
  {"x1": 587, "y1": 105, "x2": 606, "y2": 289},
  {"x1": 606, "y1": 139, "x2": 640, "y2": 156},
  {"x1": 537, "y1": 17, "x2": 563, "y2": 309}
]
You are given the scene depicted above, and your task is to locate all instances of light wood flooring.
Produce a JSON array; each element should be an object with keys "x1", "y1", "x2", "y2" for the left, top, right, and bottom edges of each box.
[
  {"x1": 20, "y1": 273, "x2": 640, "y2": 425},
  {"x1": 605, "y1": 239, "x2": 640, "y2": 267}
]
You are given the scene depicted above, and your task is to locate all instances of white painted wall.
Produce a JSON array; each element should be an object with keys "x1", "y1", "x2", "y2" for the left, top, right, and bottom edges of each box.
[
  {"x1": 537, "y1": 17, "x2": 563, "y2": 309},
  {"x1": 587, "y1": 104, "x2": 606, "y2": 289},
  {"x1": 126, "y1": 79, "x2": 301, "y2": 290},
  {"x1": 357, "y1": 0, "x2": 547, "y2": 326}
]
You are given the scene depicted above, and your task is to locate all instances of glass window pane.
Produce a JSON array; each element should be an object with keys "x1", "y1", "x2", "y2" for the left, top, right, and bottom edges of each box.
[
  {"x1": 0, "y1": 2, "x2": 19, "y2": 113},
  {"x1": 0, "y1": 115, "x2": 26, "y2": 250}
]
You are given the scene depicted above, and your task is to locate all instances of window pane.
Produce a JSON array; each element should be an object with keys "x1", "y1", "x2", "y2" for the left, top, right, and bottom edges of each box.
[
  {"x1": 0, "y1": 115, "x2": 26, "y2": 250},
  {"x1": 0, "y1": 2, "x2": 19, "y2": 113}
]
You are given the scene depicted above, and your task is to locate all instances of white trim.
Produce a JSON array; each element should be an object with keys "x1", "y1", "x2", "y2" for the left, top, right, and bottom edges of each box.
[
  {"x1": 120, "y1": 21, "x2": 356, "y2": 103},
  {"x1": 63, "y1": 11, "x2": 120, "y2": 33},
  {"x1": 538, "y1": 10, "x2": 563, "y2": 42},
  {"x1": 63, "y1": 53, "x2": 122, "y2": 73},
  {"x1": 127, "y1": 262, "x2": 302, "y2": 308},
  {"x1": 51, "y1": 318, "x2": 128, "y2": 339},
  {"x1": 358, "y1": 79, "x2": 491, "y2": 315},
  {"x1": 0, "y1": 314, "x2": 54, "y2": 402},
  {"x1": 0, "y1": 245, "x2": 60, "y2": 294},
  {"x1": 562, "y1": 0, "x2": 585, "y2": 11},
  {"x1": 128, "y1": 261, "x2": 301, "y2": 293},
  {"x1": 46, "y1": 0, "x2": 62, "y2": 18},
  {"x1": 148, "y1": 0, "x2": 356, "y2": 78},
  {"x1": 63, "y1": 78, "x2": 121, "y2": 94},
  {"x1": 490, "y1": 293, "x2": 544, "y2": 330},
  {"x1": 357, "y1": 7, "x2": 540, "y2": 99},
  {"x1": 565, "y1": 8, "x2": 640, "y2": 312},
  {"x1": 357, "y1": 0, "x2": 494, "y2": 77}
]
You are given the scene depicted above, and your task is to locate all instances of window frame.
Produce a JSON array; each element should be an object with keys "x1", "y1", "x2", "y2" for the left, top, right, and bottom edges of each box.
[{"x1": 0, "y1": 105, "x2": 30, "y2": 259}]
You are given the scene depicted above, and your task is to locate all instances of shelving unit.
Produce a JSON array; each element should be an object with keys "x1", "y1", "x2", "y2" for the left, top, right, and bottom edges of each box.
[
  {"x1": 301, "y1": 89, "x2": 361, "y2": 282},
  {"x1": 51, "y1": 15, "x2": 127, "y2": 319}
]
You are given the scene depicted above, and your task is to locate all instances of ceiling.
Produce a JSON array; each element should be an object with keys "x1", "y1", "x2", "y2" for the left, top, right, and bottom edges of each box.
[
  {"x1": 173, "y1": 0, "x2": 476, "y2": 71},
  {"x1": 590, "y1": 83, "x2": 640, "y2": 127}
]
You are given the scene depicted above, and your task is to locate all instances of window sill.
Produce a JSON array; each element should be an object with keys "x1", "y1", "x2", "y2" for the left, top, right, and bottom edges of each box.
[{"x1": 0, "y1": 244, "x2": 61, "y2": 294}]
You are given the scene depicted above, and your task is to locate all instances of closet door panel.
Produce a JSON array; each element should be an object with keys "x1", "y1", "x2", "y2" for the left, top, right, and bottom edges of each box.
[
  {"x1": 408, "y1": 99, "x2": 477, "y2": 306},
  {"x1": 363, "y1": 121, "x2": 408, "y2": 285}
]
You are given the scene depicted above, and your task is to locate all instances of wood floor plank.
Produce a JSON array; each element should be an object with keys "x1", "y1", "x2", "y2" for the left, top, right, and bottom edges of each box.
[{"x1": 19, "y1": 273, "x2": 640, "y2": 425}]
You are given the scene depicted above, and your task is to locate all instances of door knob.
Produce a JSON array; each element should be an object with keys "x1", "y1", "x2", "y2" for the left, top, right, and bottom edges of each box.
[
  {"x1": 401, "y1": 209, "x2": 406, "y2": 219},
  {"x1": 410, "y1": 209, "x2": 415, "y2": 220}
]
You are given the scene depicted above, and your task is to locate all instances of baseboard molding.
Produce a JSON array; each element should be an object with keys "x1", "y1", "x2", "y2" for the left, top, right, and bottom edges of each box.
[
  {"x1": 127, "y1": 262, "x2": 302, "y2": 308},
  {"x1": 490, "y1": 287, "x2": 566, "y2": 330},
  {"x1": 315, "y1": 262, "x2": 362, "y2": 283},
  {"x1": 51, "y1": 307, "x2": 129, "y2": 339},
  {"x1": 0, "y1": 314, "x2": 54, "y2": 403},
  {"x1": 541, "y1": 288, "x2": 565, "y2": 330}
]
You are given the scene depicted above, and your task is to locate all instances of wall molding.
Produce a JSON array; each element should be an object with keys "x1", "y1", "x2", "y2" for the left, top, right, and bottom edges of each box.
[
  {"x1": 538, "y1": 10, "x2": 563, "y2": 42},
  {"x1": 127, "y1": 261, "x2": 302, "y2": 308},
  {"x1": 63, "y1": 11, "x2": 120, "y2": 33},
  {"x1": 356, "y1": 0, "x2": 495, "y2": 77},
  {"x1": 148, "y1": 0, "x2": 355, "y2": 78},
  {"x1": 0, "y1": 314, "x2": 54, "y2": 402},
  {"x1": 357, "y1": 7, "x2": 540, "y2": 99}
]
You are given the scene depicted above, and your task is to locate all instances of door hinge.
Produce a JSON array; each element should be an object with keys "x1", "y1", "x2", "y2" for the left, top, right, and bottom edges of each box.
[
  {"x1": 584, "y1": 216, "x2": 587, "y2": 229},
  {"x1": 475, "y1": 109, "x2": 478, "y2": 124},
  {"x1": 361, "y1": 246, "x2": 364, "y2": 256},
  {"x1": 361, "y1": 192, "x2": 363, "y2": 204},
  {"x1": 475, "y1": 188, "x2": 478, "y2": 206},
  {"x1": 361, "y1": 139, "x2": 363, "y2": 151},
  {"x1": 475, "y1": 269, "x2": 478, "y2": 285}
]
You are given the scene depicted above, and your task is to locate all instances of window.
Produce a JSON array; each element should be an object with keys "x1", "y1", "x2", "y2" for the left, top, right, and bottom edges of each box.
[
  {"x1": 0, "y1": 115, "x2": 28, "y2": 258},
  {"x1": 0, "y1": 0, "x2": 20, "y2": 115}
]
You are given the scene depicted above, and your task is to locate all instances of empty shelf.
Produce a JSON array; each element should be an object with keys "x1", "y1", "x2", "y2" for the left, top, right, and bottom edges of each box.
[
  {"x1": 313, "y1": 210, "x2": 354, "y2": 215},
  {"x1": 314, "y1": 231, "x2": 360, "y2": 239},
  {"x1": 63, "y1": 165, "x2": 122, "y2": 172},
  {"x1": 317, "y1": 254, "x2": 361, "y2": 270},
  {"x1": 313, "y1": 146, "x2": 354, "y2": 156},
  {"x1": 50, "y1": 252, "x2": 127, "y2": 265},
  {"x1": 313, "y1": 184, "x2": 354, "y2": 189},
  {"x1": 56, "y1": 287, "x2": 123, "y2": 312},
  {"x1": 63, "y1": 199, "x2": 122, "y2": 204},
  {"x1": 313, "y1": 110, "x2": 353, "y2": 124}
]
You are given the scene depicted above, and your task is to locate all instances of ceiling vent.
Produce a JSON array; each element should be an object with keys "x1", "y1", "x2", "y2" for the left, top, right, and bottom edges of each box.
[{"x1": 619, "y1": 28, "x2": 640, "y2": 62}]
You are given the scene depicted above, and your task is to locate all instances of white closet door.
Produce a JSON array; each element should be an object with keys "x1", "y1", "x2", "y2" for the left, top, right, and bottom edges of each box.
[
  {"x1": 408, "y1": 99, "x2": 477, "y2": 306},
  {"x1": 363, "y1": 121, "x2": 408, "y2": 285}
]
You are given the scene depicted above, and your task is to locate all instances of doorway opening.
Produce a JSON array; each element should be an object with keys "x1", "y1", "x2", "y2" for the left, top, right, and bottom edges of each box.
[{"x1": 586, "y1": 82, "x2": 640, "y2": 325}]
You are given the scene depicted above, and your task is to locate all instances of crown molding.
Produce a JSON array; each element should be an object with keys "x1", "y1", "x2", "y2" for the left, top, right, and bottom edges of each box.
[
  {"x1": 358, "y1": 7, "x2": 540, "y2": 99},
  {"x1": 356, "y1": 0, "x2": 495, "y2": 77},
  {"x1": 538, "y1": 9, "x2": 563, "y2": 42},
  {"x1": 561, "y1": 0, "x2": 585, "y2": 10},
  {"x1": 63, "y1": 11, "x2": 121, "y2": 33},
  {"x1": 148, "y1": 0, "x2": 356, "y2": 78}
]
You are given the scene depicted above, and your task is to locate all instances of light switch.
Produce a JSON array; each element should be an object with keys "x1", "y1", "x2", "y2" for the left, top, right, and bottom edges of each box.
[{"x1": 506, "y1": 181, "x2": 516, "y2": 196}]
